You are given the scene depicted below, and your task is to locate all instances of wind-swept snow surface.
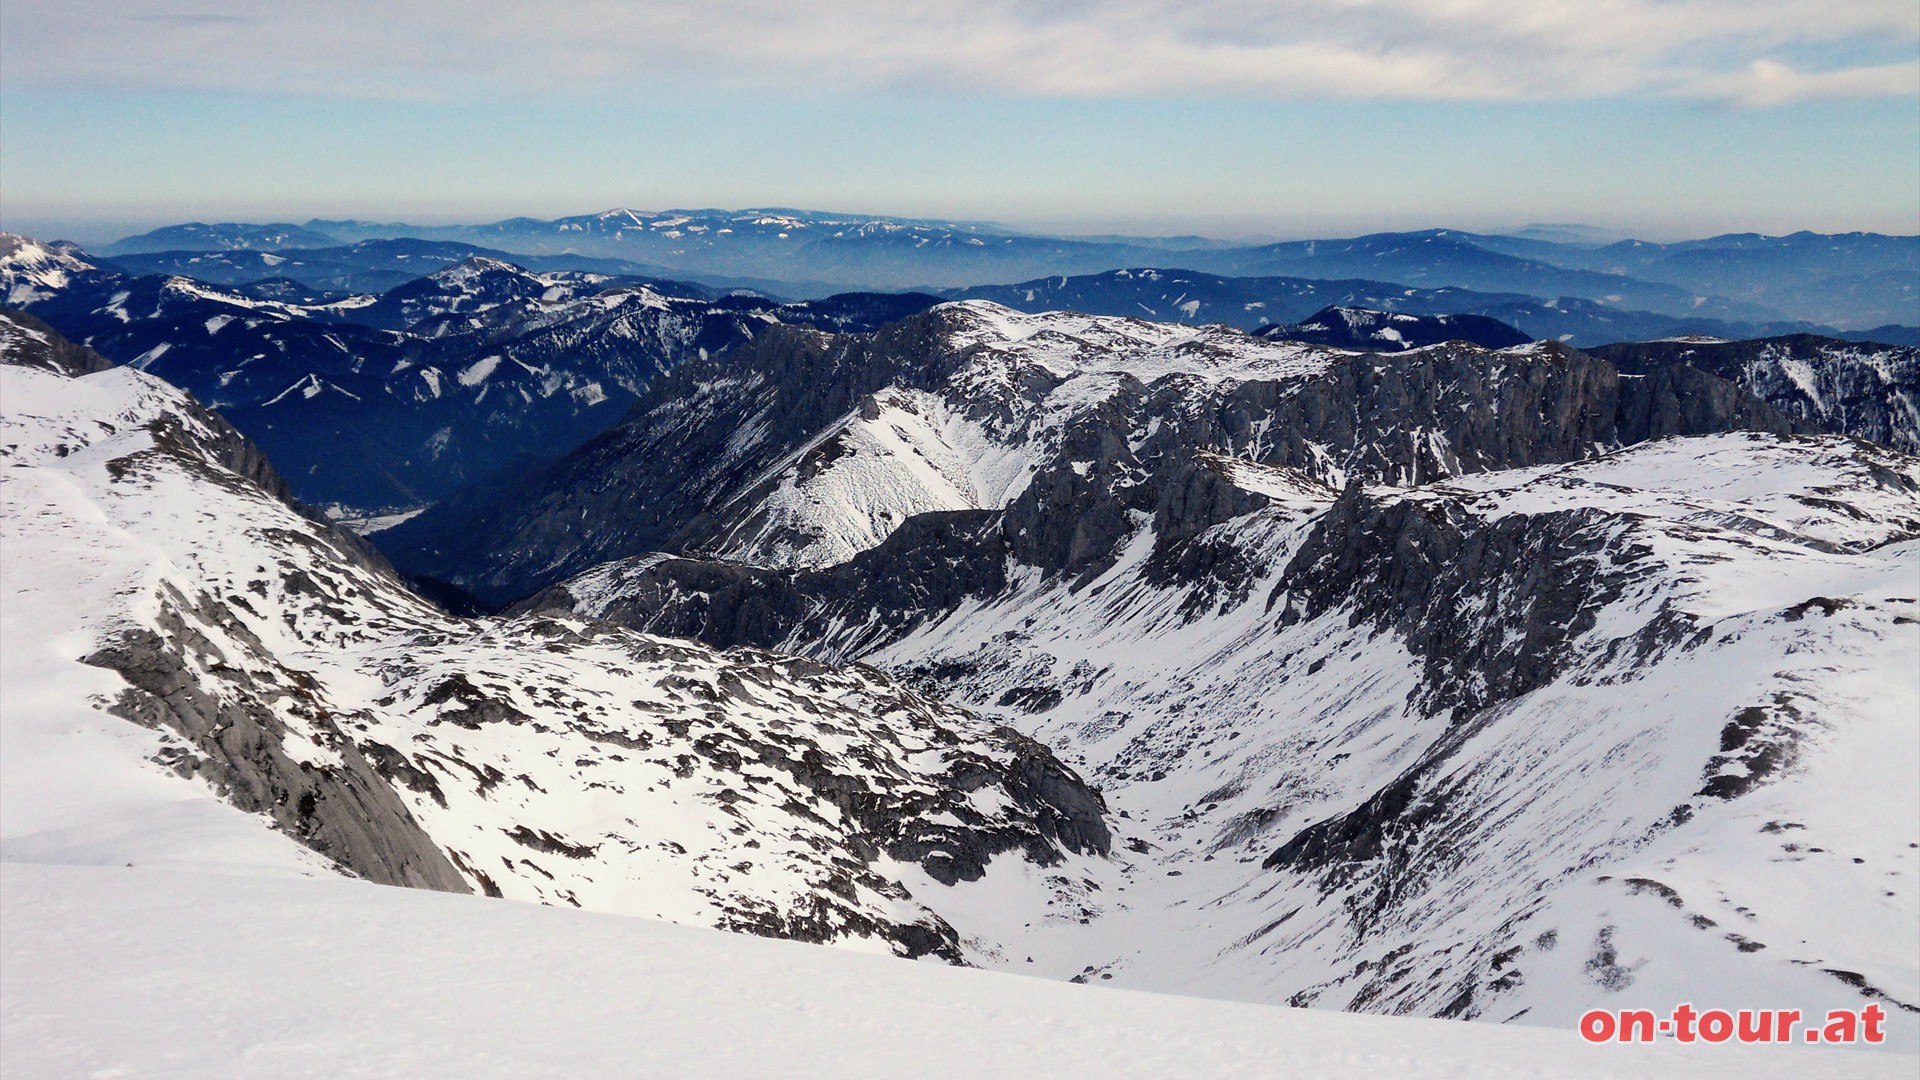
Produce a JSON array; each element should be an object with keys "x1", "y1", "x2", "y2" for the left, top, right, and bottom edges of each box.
[{"x1": 4, "y1": 863, "x2": 1907, "y2": 1080}]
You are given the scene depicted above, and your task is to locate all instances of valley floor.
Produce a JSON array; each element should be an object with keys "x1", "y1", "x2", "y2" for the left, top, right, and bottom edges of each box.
[{"x1": 2, "y1": 860, "x2": 1908, "y2": 1079}]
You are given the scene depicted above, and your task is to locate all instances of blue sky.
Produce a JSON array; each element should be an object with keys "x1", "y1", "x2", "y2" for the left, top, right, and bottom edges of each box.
[{"x1": 3, "y1": 1, "x2": 1916, "y2": 243}]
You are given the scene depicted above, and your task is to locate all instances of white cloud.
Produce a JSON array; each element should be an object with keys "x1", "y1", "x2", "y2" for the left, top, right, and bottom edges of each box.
[
  {"x1": 3, "y1": 0, "x2": 1915, "y2": 105},
  {"x1": 1688, "y1": 57, "x2": 1920, "y2": 106}
]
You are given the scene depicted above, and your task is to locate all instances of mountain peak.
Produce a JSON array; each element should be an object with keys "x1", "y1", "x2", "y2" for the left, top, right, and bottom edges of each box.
[
  {"x1": 1261, "y1": 305, "x2": 1530, "y2": 351},
  {"x1": 430, "y1": 255, "x2": 531, "y2": 282}
]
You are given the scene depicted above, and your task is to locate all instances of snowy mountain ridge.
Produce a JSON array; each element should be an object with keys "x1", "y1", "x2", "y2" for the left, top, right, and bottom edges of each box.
[
  {"x1": 526, "y1": 430, "x2": 1920, "y2": 1040},
  {"x1": 395, "y1": 300, "x2": 1920, "y2": 1042},
  {"x1": 0, "y1": 314, "x2": 1116, "y2": 959},
  {"x1": 1258, "y1": 304, "x2": 1533, "y2": 351},
  {"x1": 385, "y1": 298, "x2": 1824, "y2": 604}
]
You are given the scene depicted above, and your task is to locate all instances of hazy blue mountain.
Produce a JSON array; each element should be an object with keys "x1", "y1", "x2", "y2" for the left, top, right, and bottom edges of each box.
[
  {"x1": 1439, "y1": 230, "x2": 1919, "y2": 328},
  {"x1": 1205, "y1": 232, "x2": 1773, "y2": 321},
  {"x1": 99, "y1": 239, "x2": 689, "y2": 296},
  {"x1": 98, "y1": 211, "x2": 1915, "y2": 329},
  {"x1": 1598, "y1": 232, "x2": 1918, "y2": 328},
  {"x1": 1839, "y1": 324, "x2": 1920, "y2": 347},
  {"x1": 103, "y1": 221, "x2": 344, "y2": 254},
  {"x1": 939, "y1": 267, "x2": 1819, "y2": 347},
  {"x1": 331, "y1": 210, "x2": 1753, "y2": 315}
]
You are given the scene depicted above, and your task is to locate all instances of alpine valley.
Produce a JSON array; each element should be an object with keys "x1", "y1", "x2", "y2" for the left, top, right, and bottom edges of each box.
[{"x1": 2, "y1": 210, "x2": 1917, "y2": 1074}]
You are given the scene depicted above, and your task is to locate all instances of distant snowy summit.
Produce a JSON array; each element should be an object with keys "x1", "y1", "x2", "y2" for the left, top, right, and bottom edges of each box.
[{"x1": 1257, "y1": 305, "x2": 1531, "y2": 350}]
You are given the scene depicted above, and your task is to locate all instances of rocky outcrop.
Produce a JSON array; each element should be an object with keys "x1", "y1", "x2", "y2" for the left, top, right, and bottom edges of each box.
[
  {"x1": 0, "y1": 307, "x2": 114, "y2": 376},
  {"x1": 82, "y1": 589, "x2": 470, "y2": 892},
  {"x1": 357, "y1": 615, "x2": 1113, "y2": 962},
  {"x1": 1271, "y1": 488, "x2": 1643, "y2": 720},
  {"x1": 1590, "y1": 334, "x2": 1919, "y2": 452},
  {"x1": 517, "y1": 330, "x2": 1804, "y2": 658}
]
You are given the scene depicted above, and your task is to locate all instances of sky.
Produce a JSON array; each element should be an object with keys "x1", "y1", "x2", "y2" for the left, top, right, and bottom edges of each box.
[{"x1": 2, "y1": 0, "x2": 1917, "y2": 243}]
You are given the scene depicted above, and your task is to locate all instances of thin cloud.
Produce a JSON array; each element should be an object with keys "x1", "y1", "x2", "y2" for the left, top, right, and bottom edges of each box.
[
  {"x1": 4, "y1": 0, "x2": 1916, "y2": 105},
  {"x1": 1687, "y1": 58, "x2": 1920, "y2": 107}
]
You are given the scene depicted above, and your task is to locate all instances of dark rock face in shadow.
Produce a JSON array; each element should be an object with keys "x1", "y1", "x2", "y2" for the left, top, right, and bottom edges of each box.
[{"x1": 83, "y1": 592, "x2": 470, "y2": 893}]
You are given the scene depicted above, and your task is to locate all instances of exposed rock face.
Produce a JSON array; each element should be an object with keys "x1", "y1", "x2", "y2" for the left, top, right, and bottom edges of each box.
[
  {"x1": 504, "y1": 306, "x2": 1804, "y2": 651},
  {"x1": 3, "y1": 321, "x2": 1114, "y2": 960},
  {"x1": 1590, "y1": 334, "x2": 1920, "y2": 453},
  {"x1": 82, "y1": 599, "x2": 471, "y2": 892},
  {"x1": 1, "y1": 307, "x2": 114, "y2": 376},
  {"x1": 1272, "y1": 489, "x2": 1636, "y2": 721}
]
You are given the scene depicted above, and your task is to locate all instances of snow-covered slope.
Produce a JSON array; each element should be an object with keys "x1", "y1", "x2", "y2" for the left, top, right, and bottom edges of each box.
[
  {"x1": 489, "y1": 302, "x2": 1919, "y2": 1046},
  {"x1": 1, "y1": 235, "x2": 116, "y2": 306},
  {"x1": 706, "y1": 305, "x2": 1340, "y2": 569},
  {"x1": 6, "y1": 862, "x2": 1905, "y2": 1079},
  {"x1": 10, "y1": 299, "x2": 1914, "y2": 1058},
  {"x1": 887, "y1": 435, "x2": 1919, "y2": 1021},
  {"x1": 388, "y1": 299, "x2": 1814, "y2": 604},
  {"x1": 538, "y1": 430, "x2": 1920, "y2": 1036},
  {"x1": 0, "y1": 320, "x2": 1112, "y2": 958}
]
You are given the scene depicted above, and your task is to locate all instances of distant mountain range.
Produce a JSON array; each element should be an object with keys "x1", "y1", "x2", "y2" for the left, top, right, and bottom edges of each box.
[
  {"x1": 9, "y1": 219, "x2": 1917, "y2": 525},
  {"x1": 98, "y1": 210, "x2": 1920, "y2": 329},
  {"x1": 1, "y1": 236, "x2": 936, "y2": 515},
  {"x1": 99, "y1": 238, "x2": 718, "y2": 297},
  {"x1": 51, "y1": 226, "x2": 1920, "y2": 348},
  {"x1": 103, "y1": 220, "x2": 344, "y2": 254},
  {"x1": 938, "y1": 267, "x2": 1915, "y2": 346}
]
